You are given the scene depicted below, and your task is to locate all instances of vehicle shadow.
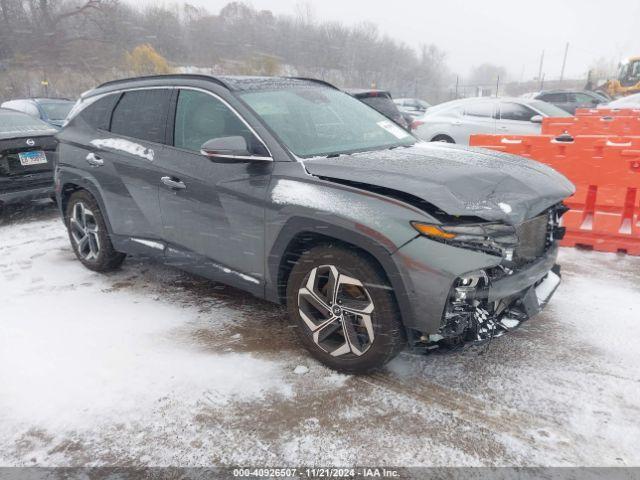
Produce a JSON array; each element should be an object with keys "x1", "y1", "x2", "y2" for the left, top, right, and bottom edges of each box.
[{"x1": 0, "y1": 199, "x2": 58, "y2": 227}]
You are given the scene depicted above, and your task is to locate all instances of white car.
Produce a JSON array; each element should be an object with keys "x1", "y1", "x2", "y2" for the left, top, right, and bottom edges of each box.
[
  {"x1": 412, "y1": 97, "x2": 571, "y2": 145},
  {"x1": 599, "y1": 92, "x2": 640, "y2": 109}
]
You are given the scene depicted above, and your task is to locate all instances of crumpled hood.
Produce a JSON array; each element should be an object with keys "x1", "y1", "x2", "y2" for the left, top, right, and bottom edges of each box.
[{"x1": 302, "y1": 142, "x2": 575, "y2": 225}]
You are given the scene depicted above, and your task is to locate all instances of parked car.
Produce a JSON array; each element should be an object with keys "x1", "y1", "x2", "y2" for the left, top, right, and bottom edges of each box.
[
  {"x1": 413, "y1": 97, "x2": 571, "y2": 144},
  {"x1": 55, "y1": 75, "x2": 573, "y2": 373},
  {"x1": 394, "y1": 97, "x2": 431, "y2": 118},
  {"x1": 346, "y1": 88, "x2": 410, "y2": 130},
  {"x1": 531, "y1": 90, "x2": 606, "y2": 114},
  {"x1": 1, "y1": 98, "x2": 74, "y2": 128},
  {"x1": 599, "y1": 92, "x2": 640, "y2": 109},
  {"x1": 0, "y1": 108, "x2": 57, "y2": 210}
]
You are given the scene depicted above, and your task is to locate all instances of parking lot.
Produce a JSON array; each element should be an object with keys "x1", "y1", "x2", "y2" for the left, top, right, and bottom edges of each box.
[{"x1": 1, "y1": 202, "x2": 639, "y2": 467}]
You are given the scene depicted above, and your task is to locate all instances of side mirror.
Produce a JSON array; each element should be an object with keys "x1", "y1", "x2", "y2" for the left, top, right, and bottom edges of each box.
[
  {"x1": 530, "y1": 114, "x2": 543, "y2": 124},
  {"x1": 200, "y1": 136, "x2": 271, "y2": 162}
]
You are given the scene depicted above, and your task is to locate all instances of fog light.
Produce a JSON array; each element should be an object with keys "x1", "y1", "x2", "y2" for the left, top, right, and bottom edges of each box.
[{"x1": 504, "y1": 248, "x2": 514, "y2": 261}]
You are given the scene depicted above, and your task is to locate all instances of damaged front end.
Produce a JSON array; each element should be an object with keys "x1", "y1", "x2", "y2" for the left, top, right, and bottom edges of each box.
[{"x1": 414, "y1": 203, "x2": 567, "y2": 351}]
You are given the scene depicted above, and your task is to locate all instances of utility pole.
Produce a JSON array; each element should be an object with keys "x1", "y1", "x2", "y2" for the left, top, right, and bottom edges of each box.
[
  {"x1": 455, "y1": 75, "x2": 459, "y2": 99},
  {"x1": 560, "y1": 42, "x2": 570, "y2": 82},
  {"x1": 495, "y1": 75, "x2": 500, "y2": 97},
  {"x1": 537, "y1": 50, "x2": 545, "y2": 81}
]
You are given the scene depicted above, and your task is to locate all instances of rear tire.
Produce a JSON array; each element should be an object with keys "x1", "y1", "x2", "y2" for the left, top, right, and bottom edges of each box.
[
  {"x1": 286, "y1": 244, "x2": 406, "y2": 374},
  {"x1": 65, "y1": 190, "x2": 125, "y2": 272}
]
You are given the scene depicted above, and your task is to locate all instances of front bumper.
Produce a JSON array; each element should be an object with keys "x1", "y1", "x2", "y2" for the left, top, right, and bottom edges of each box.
[{"x1": 392, "y1": 236, "x2": 561, "y2": 342}]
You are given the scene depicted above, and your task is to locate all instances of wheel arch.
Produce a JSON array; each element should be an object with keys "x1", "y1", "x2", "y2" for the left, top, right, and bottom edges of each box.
[
  {"x1": 59, "y1": 175, "x2": 115, "y2": 234},
  {"x1": 266, "y1": 218, "x2": 414, "y2": 333}
]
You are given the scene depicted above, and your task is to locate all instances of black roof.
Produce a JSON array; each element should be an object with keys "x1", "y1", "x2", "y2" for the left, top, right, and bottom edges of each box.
[{"x1": 95, "y1": 74, "x2": 337, "y2": 93}]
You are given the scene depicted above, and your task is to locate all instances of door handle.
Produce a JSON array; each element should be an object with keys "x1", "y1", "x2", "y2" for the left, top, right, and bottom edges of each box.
[
  {"x1": 161, "y1": 176, "x2": 186, "y2": 190},
  {"x1": 86, "y1": 152, "x2": 104, "y2": 166}
]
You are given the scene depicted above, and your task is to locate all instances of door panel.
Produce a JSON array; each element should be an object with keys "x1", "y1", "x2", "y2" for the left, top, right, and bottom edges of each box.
[
  {"x1": 89, "y1": 88, "x2": 172, "y2": 238},
  {"x1": 157, "y1": 89, "x2": 271, "y2": 285},
  {"x1": 460, "y1": 101, "x2": 496, "y2": 144}
]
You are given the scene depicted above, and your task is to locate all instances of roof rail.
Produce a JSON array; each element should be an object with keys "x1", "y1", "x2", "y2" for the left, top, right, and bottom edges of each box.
[
  {"x1": 95, "y1": 74, "x2": 231, "y2": 90},
  {"x1": 286, "y1": 76, "x2": 338, "y2": 90}
]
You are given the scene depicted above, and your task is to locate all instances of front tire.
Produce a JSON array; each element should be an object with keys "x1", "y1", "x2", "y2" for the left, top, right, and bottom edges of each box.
[
  {"x1": 286, "y1": 244, "x2": 405, "y2": 374},
  {"x1": 65, "y1": 190, "x2": 125, "y2": 272}
]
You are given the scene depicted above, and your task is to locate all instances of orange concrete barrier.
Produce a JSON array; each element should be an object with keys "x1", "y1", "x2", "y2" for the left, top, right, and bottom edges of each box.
[
  {"x1": 576, "y1": 107, "x2": 640, "y2": 117},
  {"x1": 542, "y1": 115, "x2": 640, "y2": 137},
  {"x1": 470, "y1": 134, "x2": 640, "y2": 255}
]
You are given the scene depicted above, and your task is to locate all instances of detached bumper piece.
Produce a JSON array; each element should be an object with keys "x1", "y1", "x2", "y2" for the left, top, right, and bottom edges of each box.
[{"x1": 418, "y1": 256, "x2": 561, "y2": 352}]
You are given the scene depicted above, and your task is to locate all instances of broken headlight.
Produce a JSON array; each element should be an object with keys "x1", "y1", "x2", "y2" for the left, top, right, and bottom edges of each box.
[{"x1": 411, "y1": 221, "x2": 518, "y2": 258}]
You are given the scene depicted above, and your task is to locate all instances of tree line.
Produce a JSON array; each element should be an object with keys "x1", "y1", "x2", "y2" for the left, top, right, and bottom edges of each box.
[{"x1": 0, "y1": 0, "x2": 452, "y2": 102}]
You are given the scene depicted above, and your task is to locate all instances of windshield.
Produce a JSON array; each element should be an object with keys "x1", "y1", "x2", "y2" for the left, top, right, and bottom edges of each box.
[
  {"x1": 529, "y1": 100, "x2": 573, "y2": 117},
  {"x1": 240, "y1": 87, "x2": 415, "y2": 158},
  {"x1": 0, "y1": 110, "x2": 55, "y2": 135},
  {"x1": 39, "y1": 101, "x2": 73, "y2": 121}
]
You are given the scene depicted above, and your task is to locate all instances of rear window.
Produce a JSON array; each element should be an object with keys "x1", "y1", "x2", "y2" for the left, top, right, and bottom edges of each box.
[
  {"x1": 358, "y1": 95, "x2": 403, "y2": 119},
  {"x1": 110, "y1": 89, "x2": 172, "y2": 143}
]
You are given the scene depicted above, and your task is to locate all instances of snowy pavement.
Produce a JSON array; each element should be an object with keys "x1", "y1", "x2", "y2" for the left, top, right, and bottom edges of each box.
[{"x1": 1, "y1": 202, "x2": 639, "y2": 467}]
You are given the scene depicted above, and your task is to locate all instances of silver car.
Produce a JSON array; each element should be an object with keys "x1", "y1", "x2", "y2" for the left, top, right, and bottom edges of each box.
[
  {"x1": 599, "y1": 92, "x2": 640, "y2": 109},
  {"x1": 413, "y1": 97, "x2": 571, "y2": 145}
]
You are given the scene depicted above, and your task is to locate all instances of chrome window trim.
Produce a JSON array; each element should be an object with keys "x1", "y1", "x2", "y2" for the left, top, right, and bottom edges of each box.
[{"x1": 70, "y1": 85, "x2": 273, "y2": 160}]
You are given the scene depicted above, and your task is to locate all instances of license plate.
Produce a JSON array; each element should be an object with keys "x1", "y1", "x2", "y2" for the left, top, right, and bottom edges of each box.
[{"x1": 18, "y1": 150, "x2": 47, "y2": 166}]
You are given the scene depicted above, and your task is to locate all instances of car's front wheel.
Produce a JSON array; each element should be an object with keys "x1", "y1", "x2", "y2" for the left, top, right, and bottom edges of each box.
[
  {"x1": 287, "y1": 244, "x2": 405, "y2": 373},
  {"x1": 65, "y1": 190, "x2": 125, "y2": 272}
]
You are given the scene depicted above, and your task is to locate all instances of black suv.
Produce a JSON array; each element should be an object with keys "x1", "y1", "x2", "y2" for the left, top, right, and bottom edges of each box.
[{"x1": 55, "y1": 75, "x2": 573, "y2": 373}]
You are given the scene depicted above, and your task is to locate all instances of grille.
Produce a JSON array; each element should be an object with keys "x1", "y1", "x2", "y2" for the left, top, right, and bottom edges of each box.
[{"x1": 514, "y1": 214, "x2": 549, "y2": 263}]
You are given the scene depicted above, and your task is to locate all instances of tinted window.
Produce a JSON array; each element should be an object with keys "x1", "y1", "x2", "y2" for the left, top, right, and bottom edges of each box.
[
  {"x1": 464, "y1": 102, "x2": 494, "y2": 118},
  {"x1": 571, "y1": 93, "x2": 597, "y2": 103},
  {"x1": 359, "y1": 95, "x2": 404, "y2": 121},
  {"x1": 500, "y1": 103, "x2": 536, "y2": 121},
  {"x1": 111, "y1": 89, "x2": 171, "y2": 143},
  {"x1": 540, "y1": 93, "x2": 567, "y2": 103},
  {"x1": 76, "y1": 94, "x2": 120, "y2": 130},
  {"x1": 173, "y1": 89, "x2": 262, "y2": 154}
]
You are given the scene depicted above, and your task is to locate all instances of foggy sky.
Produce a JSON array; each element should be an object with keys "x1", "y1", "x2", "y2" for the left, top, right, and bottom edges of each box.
[{"x1": 142, "y1": 0, "x2": 640, "y2": 80}]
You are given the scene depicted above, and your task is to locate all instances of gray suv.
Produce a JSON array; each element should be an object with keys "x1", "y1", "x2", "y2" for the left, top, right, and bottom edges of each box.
[{"x1": 55, "y1": 75, "x2": 574, "y2": 373}]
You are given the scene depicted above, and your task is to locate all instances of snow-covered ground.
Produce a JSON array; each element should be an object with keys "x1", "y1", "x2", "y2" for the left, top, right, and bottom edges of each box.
[{"x1": 1, "y1": 202, "x2": 639, "y2": 467}]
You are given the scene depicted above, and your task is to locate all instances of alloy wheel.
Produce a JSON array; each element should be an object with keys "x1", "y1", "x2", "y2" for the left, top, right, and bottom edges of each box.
[
  {"x1": 69, "y1": 201, "x2": 101, "y2": 261},
  {"x1": 297, "y1": 265, "x2": 375, "y2": 357}
]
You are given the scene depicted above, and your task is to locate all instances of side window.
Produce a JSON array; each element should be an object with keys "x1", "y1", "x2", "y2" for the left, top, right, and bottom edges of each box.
[
  {"x1": 464, "y1": 102, "x2": 494, "y2": 118},
  {"x1": 500, "y1": 103, "x2": 537, "y2": 122},
  {"x1": 572, "y1": 93, "x2": 596, "y2": 103},
  {"x1": 173, "y1": 89, "x2": 265, "y2": 154},
  {"x1": 541, "y1": 93, "x2": 567, "y2": 103},
  {"x1": 75, "y1": 93, "x2": 120, "y2": 130},
  {"x1": 110, "y1": 89, "x2": 171, "y2": 143}
]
